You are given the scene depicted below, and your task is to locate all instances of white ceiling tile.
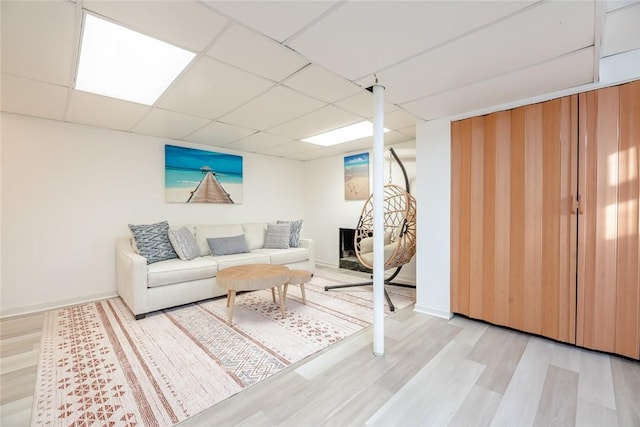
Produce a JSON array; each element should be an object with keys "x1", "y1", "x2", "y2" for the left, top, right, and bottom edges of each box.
[
  {"x1": 398, "y1": 126, "x2": 417, "y2": 138},
  {"x1": 0, "y1": 74, "x2": 67, "y2": 121},
  {"x1": 220, "y1": 85, "x2": 324, "y2": 130},
  {"x1": 605, "y1": 0, "x2": 639, "y2": 12},
  {"x1": 402, "y1": 48, "x2": 596, "y2": 120},
  {"x1": 283, "y1": 64, "x2": 362, "y2": 103},
  {"x1": 288, "y1": 147, "x2": 342, "y2": 161},
  {"x1": 202, "y1": 1, "x2": 340, "y2": 43},
  {"x1": 0, "y1": 1, "x2": 75, "y2": 86},
  {"x1": 227, "y1": 132, "x2": 293, "y2": 152},
  {"x1": 288, "y1": 1, "x2": 535, "y2": 81},
  {"x1": 333, "y1": 91, "x2": 398, "y2": 118},
  {"x1": 83, "y1": 1, "x2": 227, "y2": 51},
  {"x1": 182, "y1": 121, "x2": 256, "y2": 147},
  {"x1": 66, "y1": 90, "x2": 150, "y2": 131},
  {"x1": 378, "y1": 0, "x2": 596, "y2": 104},
  {"x1": 256, "y1": 140, "x2": 322, "y2": 156},
  {"x1": 268, "y1": 105, "x2": 362, "y2": 140},
  {"x1": 602, "y1": 2, "x2": 640, "y2": 56},
  {"x1": 207, "y1": 24, "x2": 308, "y2": 82},
  {"x1": 384, "y1": 110, "x2": 416, "y2": 131},
  {"x1": 158, "y1": 56, "x2": 274, "y2": 119},
  {"x1": 132, "y1": 108, "x2": 210, "y2": 140}
]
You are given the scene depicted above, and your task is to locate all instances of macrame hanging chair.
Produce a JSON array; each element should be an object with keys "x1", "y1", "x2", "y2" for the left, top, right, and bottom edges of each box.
[{"x1": 325, "y1": 148, "x2": 417, "y2": 311}]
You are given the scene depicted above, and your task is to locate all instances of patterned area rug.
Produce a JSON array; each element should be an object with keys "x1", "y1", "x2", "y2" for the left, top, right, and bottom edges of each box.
[{"x1": 31, "y1": 269, "x2": 415, "y2": 426}]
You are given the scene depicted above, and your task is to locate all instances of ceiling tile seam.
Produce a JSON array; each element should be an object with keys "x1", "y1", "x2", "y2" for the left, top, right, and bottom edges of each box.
[
  {"x1": 608, "y1": 1, "x2": 640, "y2": 15},
  {"x1": 62, "y1": 0, "x2": 87, "y2": 123},
  {"x1": 183, "y1": 121, "x2": 260, "y2": 145},
  {"x1": 280, "y1": 0, "x2": 348, "y2": 45},
  {"x1": 348, "y1": 0, "x2": 551, "y2": 84},
  {"x1": 593, "y1": 0, "x2": 605, "y2": 82},
  {"x1": 399, "y1": 45, "x2": 597, "y2": 106},
  {"x1": 202, "y1": 30, "x2": 312, "y2": 85},
  {"x1": 279, "y1": 62, "x2": 364, "y2": 103},
  {"x1": 261, "y1": 103, "x2": 364, "y2": 138}
]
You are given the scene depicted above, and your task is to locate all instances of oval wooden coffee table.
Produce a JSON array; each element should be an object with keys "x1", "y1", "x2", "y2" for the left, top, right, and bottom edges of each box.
[{"x1": 217, "y1": 264, "x2": 290, "y2": 324}]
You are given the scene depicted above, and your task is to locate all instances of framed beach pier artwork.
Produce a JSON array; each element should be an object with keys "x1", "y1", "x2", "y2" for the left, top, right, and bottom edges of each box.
[
  {"x1": 344, "y1": 152, "x2": 369, "y2": 200},
  {"x1": 165, "y1": 144, "x2": 243, "y2": 204}
]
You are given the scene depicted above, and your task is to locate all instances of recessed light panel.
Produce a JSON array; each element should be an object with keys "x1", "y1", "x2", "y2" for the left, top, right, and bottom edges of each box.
[
  {"x1": 302, "y1": 121, "x2": 390, "y2": 146},
  {"x1": 75, "y1": 13, "x2": 196, "y2": 105}
]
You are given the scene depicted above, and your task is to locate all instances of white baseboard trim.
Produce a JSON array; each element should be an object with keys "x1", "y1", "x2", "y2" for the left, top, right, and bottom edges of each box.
[
  {"x1": 414, "y1": 304, "x2": 453, "y2": 320},
  {"x1": 0, "y1": 292, "x2": 118, "y2": 319}
]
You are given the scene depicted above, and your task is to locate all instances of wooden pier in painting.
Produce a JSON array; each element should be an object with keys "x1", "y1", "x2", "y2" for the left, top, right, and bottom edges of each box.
[{"x1": 187, "y1": 170, "x2": 233, "y2": 203}]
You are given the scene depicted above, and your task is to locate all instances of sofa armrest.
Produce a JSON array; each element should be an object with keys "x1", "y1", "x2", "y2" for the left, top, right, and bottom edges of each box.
[
  {"x1": 299, "y1": 238, "x2": 315, "y2": 273},
  {"x1": 115, "y1": 238, "x2": 149, "y2": 317}
]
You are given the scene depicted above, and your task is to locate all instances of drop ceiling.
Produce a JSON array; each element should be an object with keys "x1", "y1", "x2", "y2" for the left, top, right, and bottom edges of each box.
[{"x1": 1, "y1": 0, "x2": 639, "y2": 161}]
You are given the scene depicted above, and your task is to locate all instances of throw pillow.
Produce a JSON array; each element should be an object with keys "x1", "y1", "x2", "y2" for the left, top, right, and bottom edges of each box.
[
  {"x1": 207, "y1": 234, "x2": 250, "y2": 256},
  {"x1": 168, "y1": 227, "x2": 200, "y2": 261},
  {"x1": 264, "y1": 222, "x2": 291, "y2": 249},
  {"x1": 277, "y1": 219, "x2": 303, "y2": 247},
  {"x1": 128, "y1": 220, "x2": 177, "y2": 264}
]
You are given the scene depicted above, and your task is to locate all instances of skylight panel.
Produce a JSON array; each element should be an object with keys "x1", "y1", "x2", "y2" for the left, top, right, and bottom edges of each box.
[
  {"x1": 75, "y1": 13, "x2": 196, "y2": 106},
  {"x1": 302, "y1": 121, "x2": 391, "y2": 146}
]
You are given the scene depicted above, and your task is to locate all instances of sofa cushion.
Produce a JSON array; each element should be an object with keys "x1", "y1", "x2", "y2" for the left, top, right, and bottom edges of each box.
[
  {"x1": 359, "y1": 242, "x2": 398, "y2": 266},
  {"x1": 147, "y1": 257, "x2": 218, "y2": 288},
  {"x1": 214, "y1": 252, "x2": 271, "y2": 270},
  {"x1": 195, "y1": 224, "x2": 244, "y2": 256},
  {"x1": 277, "y1": 219, "x2": 303, "y2": 247},
  {"x1": 254, "y1": 247, "x2": 309, "y2": 265},
  {"x1": 207, "y1": 235, "x2": 250, "y2": 256},
  {"x1": 242, "y1": 223, "x2": 267, "y2": 250},
  {"x1": 168, "y1": 227, "x2": 200, "y2": 261},
  {"x1": 128, "y1": 220, "x2": 177, "y2": 264},
  {"x1": 264, "y1": 223, "x2": 291, "y2": 249}
]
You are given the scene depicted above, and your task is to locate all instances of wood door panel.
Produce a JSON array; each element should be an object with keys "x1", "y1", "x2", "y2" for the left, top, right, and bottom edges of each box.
[
  {"x1": 615, "y1": 80, "x2": 640, "y2": 358},
  {"x1": 451, "y1": 97, "x2": 577, "y2": 343},
  {"x1": 578, "y1": 80, "x2": 640, "y2": 359}
]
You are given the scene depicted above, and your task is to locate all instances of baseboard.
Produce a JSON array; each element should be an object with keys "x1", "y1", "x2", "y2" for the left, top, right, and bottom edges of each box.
[
  {"x1": 0, "y1": 291, "x2": 118, "y2": 319},
  {"x1": 413, "y1": 304, "x2": 453, "y2": 320}
]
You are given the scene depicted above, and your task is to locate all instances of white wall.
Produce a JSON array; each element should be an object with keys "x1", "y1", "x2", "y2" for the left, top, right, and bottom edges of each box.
[
  {"x1": 0, "y1": 113, "x2": 306, "y2": 316},
  {"x1": 414, "y1": 118, "x2": 452, "y2": 319},
  {"x1": 304, "y1": 140, "x2": 417, "y2": 284}
]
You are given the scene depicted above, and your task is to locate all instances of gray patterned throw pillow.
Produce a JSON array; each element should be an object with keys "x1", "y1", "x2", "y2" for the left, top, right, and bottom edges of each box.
[
  {"x1": 128, "y1": 220, "x2": 177, "y2": 264},
  {"x1": 264, "y1": 223, "x2": 291, "y2": 249},
  {"x1": 168, "y1": 227, "x2": 200, "y2": 261},
  {"x1": 277, "y1": 219, "x2": 303, "y2": 247}
]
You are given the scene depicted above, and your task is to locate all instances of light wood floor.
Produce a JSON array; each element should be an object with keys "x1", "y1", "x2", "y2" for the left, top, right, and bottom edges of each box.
[{"x1": 2, "y1": 275, "x2": 639, "y2": 426}]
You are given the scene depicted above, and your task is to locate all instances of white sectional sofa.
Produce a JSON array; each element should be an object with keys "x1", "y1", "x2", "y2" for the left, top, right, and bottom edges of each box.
[{"x1": 116, "y1": 222, "x2": 314, "y2": 319}]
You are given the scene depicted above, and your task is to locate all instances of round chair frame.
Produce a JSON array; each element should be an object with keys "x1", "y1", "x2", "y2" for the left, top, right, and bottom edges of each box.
[{"x1": 354, "y1": 184, "x2": 417, "y2": 270}]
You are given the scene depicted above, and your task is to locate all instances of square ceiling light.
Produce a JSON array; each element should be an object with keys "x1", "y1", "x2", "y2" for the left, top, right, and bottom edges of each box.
[
  {"x1": 302, "y1": 121, "x2": 390, "y2": 146},
  {"x1": 75, "y1": 13, "x2": 196, "y2": 106}
]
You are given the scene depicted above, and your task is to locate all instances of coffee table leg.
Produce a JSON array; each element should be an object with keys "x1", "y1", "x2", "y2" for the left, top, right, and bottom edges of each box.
[
  {"x1": 227, "y1": 290, "x2": 236, "y2": 324},
  {"x1": 277, "y1": 285, "x2": 286, "y2": 319}
]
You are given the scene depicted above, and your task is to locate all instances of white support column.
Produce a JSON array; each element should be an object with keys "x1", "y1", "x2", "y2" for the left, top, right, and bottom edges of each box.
[{"x1": 372, "y1": 83, "x2": 385, "y2": 356}]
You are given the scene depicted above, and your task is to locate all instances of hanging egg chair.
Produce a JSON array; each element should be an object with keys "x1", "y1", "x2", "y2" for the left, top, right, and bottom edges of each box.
[{"x1": 325, "y1": 148, "x2": 417, "y2": 311}]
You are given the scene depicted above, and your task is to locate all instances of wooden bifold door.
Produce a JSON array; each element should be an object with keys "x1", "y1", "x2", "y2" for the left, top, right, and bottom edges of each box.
[{"x1": 451, "y1": 80, "x2": 640, "y2": 359}]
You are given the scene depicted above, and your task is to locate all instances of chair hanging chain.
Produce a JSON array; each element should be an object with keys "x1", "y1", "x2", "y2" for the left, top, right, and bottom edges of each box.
[{"x1": 388, "y1": 149, "x2": 393, "y2": 184}]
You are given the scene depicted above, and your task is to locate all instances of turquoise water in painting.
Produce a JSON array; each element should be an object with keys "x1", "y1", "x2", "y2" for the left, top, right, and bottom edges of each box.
[
  {"x1": 344, "y1": 153, "x2": 369, "y2": 176},
  {"x1": 165, "y1": 145, "x2": 243, "y2": 189}
]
